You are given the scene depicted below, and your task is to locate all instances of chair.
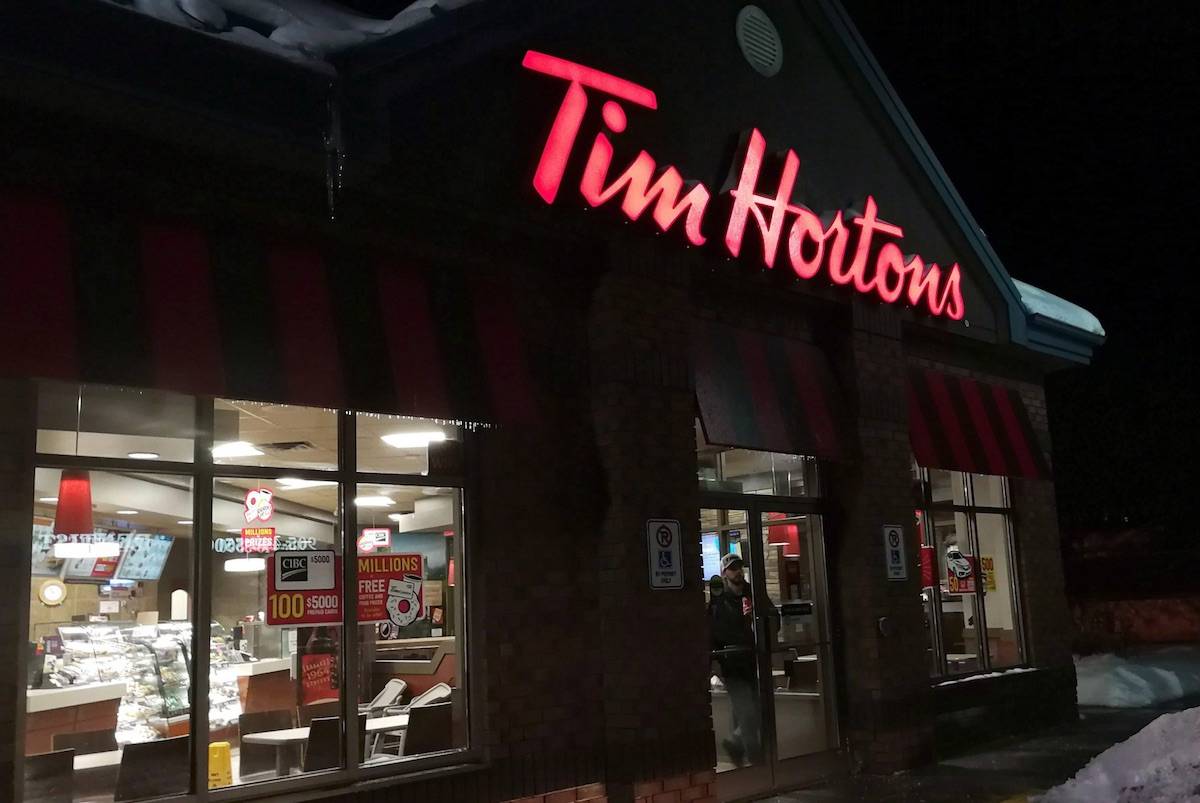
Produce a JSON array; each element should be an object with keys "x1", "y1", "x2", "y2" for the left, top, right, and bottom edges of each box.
[
  {"x1": 53, "y1": 729, "x2": 118, "y2": 756},
  {"x1": 114, "y1": 737, "x2": 190, "y2": 802},
  {"x1": 238, "y1": 709, "x2": 295, "y2": 780},
  {"x1": 298, "y1": 700, "x2": 340, "y2": 727},
  {"x1": 24, "y1": 749, "x2": 75, "y2": 803},
  {"x1": 301, "y1": 714, "x2": 367, "y2": 772},
  {"x1": 387, "y1": 682, "x2": 451, "y2": 714},
  {"x1": 401, "y1": 701, "x2": 453, "y2": 756},
  {"x1": 361, "y1": 678, "x2": 407, "y2": 716}
]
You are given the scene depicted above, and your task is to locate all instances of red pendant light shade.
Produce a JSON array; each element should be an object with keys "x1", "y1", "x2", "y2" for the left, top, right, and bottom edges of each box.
[
  {"x1": 53, "y1": 469, "x2": 94, "y2": 536},
  {"x1": 448, "y1": 558, "x2": 455, "y2": 588}
]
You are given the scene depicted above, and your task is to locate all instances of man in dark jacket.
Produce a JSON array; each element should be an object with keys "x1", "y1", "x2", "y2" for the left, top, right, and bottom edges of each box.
[{"x1": 709, "y1": 552, "x2": 763, "y2": 766}]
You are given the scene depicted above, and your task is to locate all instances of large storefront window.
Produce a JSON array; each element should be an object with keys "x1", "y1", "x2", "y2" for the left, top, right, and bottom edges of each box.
[
  {"x1": 916, "y1": 466, "x2": 1024, "y2": 677},
  {"x1": 22, "y1": 384, "x2": 473, "y2": 802}
]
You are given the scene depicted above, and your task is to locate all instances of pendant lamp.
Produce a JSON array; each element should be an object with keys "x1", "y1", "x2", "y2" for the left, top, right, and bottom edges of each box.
[{"x1": 53, "y1": 469, "x2": 94, "y2": 536}]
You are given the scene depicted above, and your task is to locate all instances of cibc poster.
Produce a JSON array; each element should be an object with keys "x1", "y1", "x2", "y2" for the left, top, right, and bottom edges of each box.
[
  {"x1": 357, "y1": 554, "x2": 424, "y2": 629},
  {"x1": 266, "y1": 551, "x2": 342, "y2": 626}
]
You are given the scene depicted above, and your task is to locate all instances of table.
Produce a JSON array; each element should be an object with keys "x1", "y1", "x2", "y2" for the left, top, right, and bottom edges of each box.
[{"x1": 241, "y1": 714, "x2": 409, "y2": 777}]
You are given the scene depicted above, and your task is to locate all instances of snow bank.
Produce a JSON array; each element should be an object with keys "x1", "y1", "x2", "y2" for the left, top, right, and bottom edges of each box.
[
  {"x1": 1012, "y1": 279, "x2": 1105, "y2": 337},
  {"x1": 1076, "y1": 646, "x2": 1200, "y2": 708},
  {"x1": 1036, "y1": 706, "x2": 1200, "y2": 803}
]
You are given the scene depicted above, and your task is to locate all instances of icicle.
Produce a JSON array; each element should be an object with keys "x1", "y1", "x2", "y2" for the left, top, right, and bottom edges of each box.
[{"x1": 324, "y1": 84, "x2": 345, "y2": 222}]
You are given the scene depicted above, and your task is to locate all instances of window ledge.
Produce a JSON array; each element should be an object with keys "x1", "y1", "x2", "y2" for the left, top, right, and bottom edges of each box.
[{"x1": 934, "y1": 666, "x2": 1038, "y2": 687}]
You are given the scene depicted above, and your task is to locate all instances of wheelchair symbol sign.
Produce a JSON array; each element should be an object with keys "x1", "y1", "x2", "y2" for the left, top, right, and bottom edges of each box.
[{"x1": 647, "y1": 519, "x2": 682, "y2": 589}]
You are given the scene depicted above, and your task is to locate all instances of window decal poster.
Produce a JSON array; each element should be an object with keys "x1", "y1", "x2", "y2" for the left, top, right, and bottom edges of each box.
[
  {"x1": 266, "y1": 551, "x2": 342, "y2": 626},
  {"x1": 357, "y1": 554, "x2": 424, "y2": 626},
  {"x1": 946, "y1": 546, "x2": 977, "y2": 594}
]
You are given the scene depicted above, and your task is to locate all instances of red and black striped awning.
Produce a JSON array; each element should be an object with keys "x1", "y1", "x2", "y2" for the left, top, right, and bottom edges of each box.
[
  {"x1": 693, "y1": 321, "x2": 846, "y2": 461},
  {"x1": 907, "y1": 367, "x2": 1050, "y2": 479},
  {"x1": 0, "y1": 191, "x2": 536, "y2": 424}
]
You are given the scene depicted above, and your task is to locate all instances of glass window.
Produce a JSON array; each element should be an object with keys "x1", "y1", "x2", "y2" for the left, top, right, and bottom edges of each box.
[
  {"x1": 26, "y1": 469, "x2": 194, "y2": 802},
  {"x1": 931, "y1": 511, "x2": 982, "y2": 674},
  {"x1": 354, "y1": 485, "x2": 467, "y2": 765},
  {"x1": 695, "y1": 420, "x2": 819, "y2": 497},
  {"x1": 208, "y1": 475, "x2": 343, "y2": 786},
  {"x1": 916, "y1": 468, "x2": 1023, "y2": 677},
  {"x1": 212, "y1": 399, "x2": 338, "y2": 471},
  {"x1": 24, "y1": 382, "x2": 475, "y2": 798},
  {"x1": 356, "y1": 413, "x2": 463, "y2": 476},
  {"x1": 37, "y1": 381, "x2": 196, "y2": 462},
  {"x1": 970, "y1": 473, "x2": 1007, "y2": 508},
  {"x1": 976, "y1": 514, "x2": 1021, "y2": 669}
]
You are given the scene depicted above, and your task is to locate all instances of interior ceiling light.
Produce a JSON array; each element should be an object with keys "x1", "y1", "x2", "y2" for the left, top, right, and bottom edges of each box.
[
  {"x1": 127, "y1": 451, "x2": 160, "y2": 460},
  {"x1": 39, "y1": 496, "x2": 58, "y2": 503},
  {"x1": 54, "y1": 542, "x2": 121, "y2": 559},
  {"x1": 380, "y1": 431, "x2": 446, "y2": 449},
  {"x1": 116, "y1": 510, "x2": 139, "y2": 516},
  {"x1": 177, "y1": 520, "x2": 193, "y2": 525},
  {"x1": 354, "y1": 495, "x2": 393, "y2": 508},
  {"x1": 212, "y1": 441, "x2": 264, "y2": 458},
  {"x1": 224, "y1": 557, "x2": 266, "y2": 573},
  {"x1": 278, "y1": 477, "x2": 339, "y2": 490}
]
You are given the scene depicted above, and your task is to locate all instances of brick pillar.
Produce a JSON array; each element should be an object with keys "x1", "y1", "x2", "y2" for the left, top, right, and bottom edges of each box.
[
  {"x1": 1011, "y1": 382, "x2": 1077, "y2": 700},
  {"x1": 587, "y1": 242, "x2": 713, "y2": 801},
  {"x1": 827, "y1": 304, "x2": 933, "y2": 773},
  {"x1": 0, "y1": 380, "x2": 36, "y2": 802}
]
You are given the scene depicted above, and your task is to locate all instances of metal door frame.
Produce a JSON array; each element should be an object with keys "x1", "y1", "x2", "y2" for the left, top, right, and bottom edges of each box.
[{"x1": 701, "y1": 494, "x2": 842, "y2": 800}]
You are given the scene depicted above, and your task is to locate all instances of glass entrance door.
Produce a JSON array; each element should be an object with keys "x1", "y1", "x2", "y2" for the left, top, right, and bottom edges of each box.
[{"x1": 702, "y1": 505, "x2": 839, "y2": 801}]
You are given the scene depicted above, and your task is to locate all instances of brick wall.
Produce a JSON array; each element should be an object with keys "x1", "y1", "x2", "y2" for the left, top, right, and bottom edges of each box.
[
  {"x1": 0, "y1": 380, "x2": 36, "y2": 803},
  {"x1": 826, "y1": 303, "x2": 934, "y2": 773}
]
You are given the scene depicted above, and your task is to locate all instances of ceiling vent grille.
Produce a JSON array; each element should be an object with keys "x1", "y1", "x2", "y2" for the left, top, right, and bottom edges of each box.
[{"x1": 736, "y1": 5, "x2": 784, "y2": 78}]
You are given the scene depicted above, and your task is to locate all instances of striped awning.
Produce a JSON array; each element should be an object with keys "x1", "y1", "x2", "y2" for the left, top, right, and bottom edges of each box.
[
  {"x1": 907, "y1": 367, "x2": 1050, "y2": 479},
  {"x1": 0, "y1": 191, "x2": 535, "y2": 424},
  {"x1": 693, "y1": 321, "x2": 845, "y2": 461}
]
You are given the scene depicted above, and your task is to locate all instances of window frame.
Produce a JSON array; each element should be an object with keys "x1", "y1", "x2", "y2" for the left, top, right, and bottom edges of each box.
[
  {"x1": 22, "y1": 385, "x2": 484, "y2": 803},
  {"x1": 917, "y1": 467, "x2": 1027, "y2": 680}
]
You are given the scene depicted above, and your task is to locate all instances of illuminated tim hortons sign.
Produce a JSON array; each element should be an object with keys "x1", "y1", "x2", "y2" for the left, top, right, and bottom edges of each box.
[{"x1": 521, "y1": 51, "x2": 965, "y2": 320}]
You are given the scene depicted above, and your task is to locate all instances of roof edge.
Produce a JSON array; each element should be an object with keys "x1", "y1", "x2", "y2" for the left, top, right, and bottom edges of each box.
[{"x1": 810, "y1": 0, "x2": 1101, "y2": 366}]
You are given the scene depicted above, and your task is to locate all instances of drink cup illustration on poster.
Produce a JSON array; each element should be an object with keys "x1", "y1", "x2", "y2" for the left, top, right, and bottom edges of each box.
[{"x1": 385, "y1": 577, "x2": 423, "y2": 627}]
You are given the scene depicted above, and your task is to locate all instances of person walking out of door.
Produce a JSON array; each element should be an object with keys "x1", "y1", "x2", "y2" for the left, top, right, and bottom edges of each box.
[{"x1": 710, "y1": 552, "x2": 763, "y2": 766}]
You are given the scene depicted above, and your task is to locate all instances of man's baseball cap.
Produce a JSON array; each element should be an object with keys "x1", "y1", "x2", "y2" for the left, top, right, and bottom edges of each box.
[{"x1": 721, "y1": 553, "x2": 744, "y2": 571}]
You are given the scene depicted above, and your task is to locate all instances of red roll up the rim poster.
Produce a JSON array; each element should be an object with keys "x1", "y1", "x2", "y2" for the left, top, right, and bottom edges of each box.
[{"x1": 357, "y1": 554, "x2": 424, "y2": 626}]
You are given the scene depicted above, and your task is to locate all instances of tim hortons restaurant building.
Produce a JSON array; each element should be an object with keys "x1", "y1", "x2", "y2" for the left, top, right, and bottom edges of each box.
[{"x1": 0, "y1": 1, "x2": 1104, "y2": 802}]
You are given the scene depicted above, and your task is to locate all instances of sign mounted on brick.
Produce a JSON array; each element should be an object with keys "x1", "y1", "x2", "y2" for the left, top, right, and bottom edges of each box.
[
  {"x1": 883, "y1": 524, "x2": 907, "y2": 581},
  {"x1": 647, "y1": 519, "x2": 683, "y2": 590}
]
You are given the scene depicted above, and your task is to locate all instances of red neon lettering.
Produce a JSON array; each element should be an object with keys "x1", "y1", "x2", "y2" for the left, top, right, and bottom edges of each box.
[
  {"x1": 725, "y1": 129, "x2": 800, "y2": 269},
  {"x1": 521, "y1": 50, "x2": 657, "y2": 203},
  {"x1": 521, "y1": 51, "x2": 968, "y2": 321},
  {"x1": 580, "y1": 132, "x2": 709, "y2": 246}
]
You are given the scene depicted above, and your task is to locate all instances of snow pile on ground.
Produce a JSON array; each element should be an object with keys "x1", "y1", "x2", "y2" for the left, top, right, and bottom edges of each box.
[
  {"x1": 1036, "y1": 706, "x2": 1200, "y2": 802},
  {"x1": 1013, "y1": 278, "x2": 1105, "y2": 337},
  {"x1": 1077, "y1": 646, "x2": 1200, "y2": 707}
]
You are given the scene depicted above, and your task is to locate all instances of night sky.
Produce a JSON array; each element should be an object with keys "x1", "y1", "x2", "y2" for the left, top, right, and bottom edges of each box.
[{"x1": 844, "y1": 2, "x2": 1200, "y2": 539}]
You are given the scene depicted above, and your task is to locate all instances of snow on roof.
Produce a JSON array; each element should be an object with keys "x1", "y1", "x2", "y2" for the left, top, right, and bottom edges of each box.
[
  {"x1": 1012, "y1": 278, "x2": 1105, "y2": 338},
  {"x1": 106, "y1": 0, "x2": 481, "y2": 70}
]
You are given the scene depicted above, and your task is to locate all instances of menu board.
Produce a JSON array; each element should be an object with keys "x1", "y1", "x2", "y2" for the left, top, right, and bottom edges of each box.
[
  {"x1": 30, "y1": 518, "x2": 58, "y2": 577},
  {"x1": 116, "y1": 534, "x2": 175, "y2": 581}
]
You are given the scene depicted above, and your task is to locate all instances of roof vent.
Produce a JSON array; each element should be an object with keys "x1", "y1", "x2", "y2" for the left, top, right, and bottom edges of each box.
[{"x1": 736, "y1": 5, "x2": 784, "y2": 78}]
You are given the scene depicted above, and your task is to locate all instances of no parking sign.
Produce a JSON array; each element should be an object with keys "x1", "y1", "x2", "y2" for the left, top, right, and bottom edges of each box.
[{"x1": 647, "y1": 519, "x2": 683, "y2": 590}]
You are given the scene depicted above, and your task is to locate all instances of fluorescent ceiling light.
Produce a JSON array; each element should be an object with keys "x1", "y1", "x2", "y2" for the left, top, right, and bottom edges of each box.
[
  {"x1": 177, "y1": 520, "x2": 193, "y2": 525},
  {"x1": 39, "y1": 497, "x2": 58, "y2": 503},
  {"x1": 224, "y1": 557, "x2": 266, "y2": 573},
  {"x1": 354, "y1": 496, "x2": 393, "y2": 508},
  {"x1": 278, "y1": 477, "x2": 338, "y2": 490},
  {"x1": 226, "y1": 528, "x2": 244, "y2": 534},
  {"x1": 115, "y1": 510, "x2": 139, "y2": 516},
  {"x1": 127, "y1": 452, "x2": 159, "y2": 460},
  {"x1": 54, "y1": 542, "x2": 121, "y2": 559},
  {"x1": 387, "y1": 513, "x2": 405, "y2": 522},
  {"x1": 380, "y1": 431, "x2": 446, "y2": 449},
  {"x1": 212, "y1": 441, "x2": 264, "y2": 458}
]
